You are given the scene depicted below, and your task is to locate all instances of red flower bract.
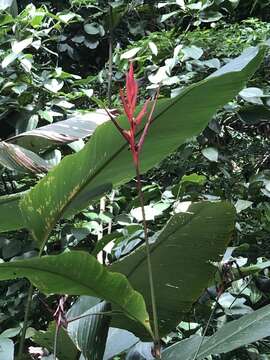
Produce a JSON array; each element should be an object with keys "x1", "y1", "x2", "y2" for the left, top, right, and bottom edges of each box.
[
  {"x1": 116, "y1": 62, "x2": 157, "y2": 166},
  {"x1": 120, "y1": 62, "x2": 148, "y2": 126},
  {"x1": 126, "y1": 62, "x2": 138, "y2": 119}
]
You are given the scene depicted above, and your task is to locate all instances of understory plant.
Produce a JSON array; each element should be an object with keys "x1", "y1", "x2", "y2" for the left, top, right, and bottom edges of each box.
[
  {"x1": 107, "y1": 62, "x2": 161, "y2": 356},
  {"x1": 0, "y1": 44, "x2": 269, "y2": 359},
  {"x1": 1, "y1": 2, "x2": 270, "y2": 359}
]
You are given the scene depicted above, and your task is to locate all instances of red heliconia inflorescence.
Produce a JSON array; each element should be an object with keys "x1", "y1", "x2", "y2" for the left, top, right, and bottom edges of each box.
[
  {"x1": 109, "y1": 63, "x2": 161, "y2": 357},
  {"x1": 53, "y1": 296, "x2": 68, "y2": 329},
  {"x1": 115, "y1": 62, "x2": 156, "y2": 166}
]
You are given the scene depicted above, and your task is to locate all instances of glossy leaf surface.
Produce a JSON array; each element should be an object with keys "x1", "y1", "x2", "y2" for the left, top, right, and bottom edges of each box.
[
  {"x1": 20, "y1": 46, "x2": 264, "y2": 246},
  {"x1": 0, "y1": 251, "x2": 152, "y2": 337},
  {"x1": 0, "y1": 193, "x2": 25, "y2": 232},
  {"x1": 67, "y1": 297, "x2": 110, "y2": 360},
  {"x1": 111, "y1": 201, "x2": 235, "y2": 338}
]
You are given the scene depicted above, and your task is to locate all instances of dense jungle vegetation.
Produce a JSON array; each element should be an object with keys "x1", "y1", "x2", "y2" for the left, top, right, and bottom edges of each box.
[{"x1": 0, "y1": 0, "x2": 270, "y2": 359}]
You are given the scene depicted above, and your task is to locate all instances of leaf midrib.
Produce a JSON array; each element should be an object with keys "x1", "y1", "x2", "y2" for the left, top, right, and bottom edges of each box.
[
  {"x1": 122, "y1": 204, "x2": 207, "y2": 279},
  {"x1": 55, "y1": 68, "x2": 246, "y2": 229},
  {"x1": 36, "y1": 77, "x2": 215, "y2": 245},
  {"x1": 2, "y1": 260, "x2": 144, "y2": 325}
]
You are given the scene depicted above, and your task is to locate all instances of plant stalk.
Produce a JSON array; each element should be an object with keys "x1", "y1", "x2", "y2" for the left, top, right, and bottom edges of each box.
[
  {"x1": 135, "y1": 164, "x2": 161, "y2": 358},
  {"x1": 18, "y1": 283, "x2": 34, "y2": 359},
  {"x1": 107, "y1": 4, "x2": 113, "y2": 107},
  {"x1": 193, "y1": 290, "x2": 223, "y2": 360},
  {"x1": 53, "y1": 324, "x2": 60, "y2": 360},
  {"x1": 17, "y1": 244, "x2": 47, "y2": 359}
]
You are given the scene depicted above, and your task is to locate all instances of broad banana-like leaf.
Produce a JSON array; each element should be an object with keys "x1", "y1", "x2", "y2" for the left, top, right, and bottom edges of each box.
[
  {"x1": 110, "y1": 202, "x2": 235, "y2": 338},
  {"x1": 162, "y1": 303, "x2": 270, "y2": 359},
  {"x1": 67, "y1": 297, "x2": 110, "y2": 360},
  {"x1": 0, "y1": 251, "x2": 152, "y2": 337},
  {"x1": 20, "y1": 46, "x2": 265, "y2": 246},
  {"x1": 0, "y1": 193, "x2": 25, "y2": 232},
  {"x1": 0, "y1": 141, "x2": 49, "y2": 173},
  {"x1": 8, "y1": 111, "x2": 109, "y2": 153}
]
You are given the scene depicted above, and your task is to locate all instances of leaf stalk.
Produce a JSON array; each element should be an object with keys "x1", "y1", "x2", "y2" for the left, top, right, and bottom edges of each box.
[{"x1": 17, "y1": 243, "x2": 47, "y2": 359}]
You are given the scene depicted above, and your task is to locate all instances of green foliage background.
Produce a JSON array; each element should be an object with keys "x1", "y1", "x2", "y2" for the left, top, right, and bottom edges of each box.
[{"x1": 0, "y1": 0, "x2": 270, "y2": 359}]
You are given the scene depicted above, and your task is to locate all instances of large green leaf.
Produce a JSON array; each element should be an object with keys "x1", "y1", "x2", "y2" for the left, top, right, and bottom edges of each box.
[
  {"x1": 110, "y1": 201, "x2": 235, "y2": 338},
  {"x1": 0, "y1": 193, "x2": 25, "y2": 232},
  {"x1": 20, "y1": 46, "x2": 264, "y2": 246},
  {"x1": 162, "y1": 303, "x2": 270, "y2": 359},
  {"x1": 0, "y1": 251, "x2": 152, "y2": 337},
  {"x1": 67, "y1": 297, "x2": 110, "y2": 360}
]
